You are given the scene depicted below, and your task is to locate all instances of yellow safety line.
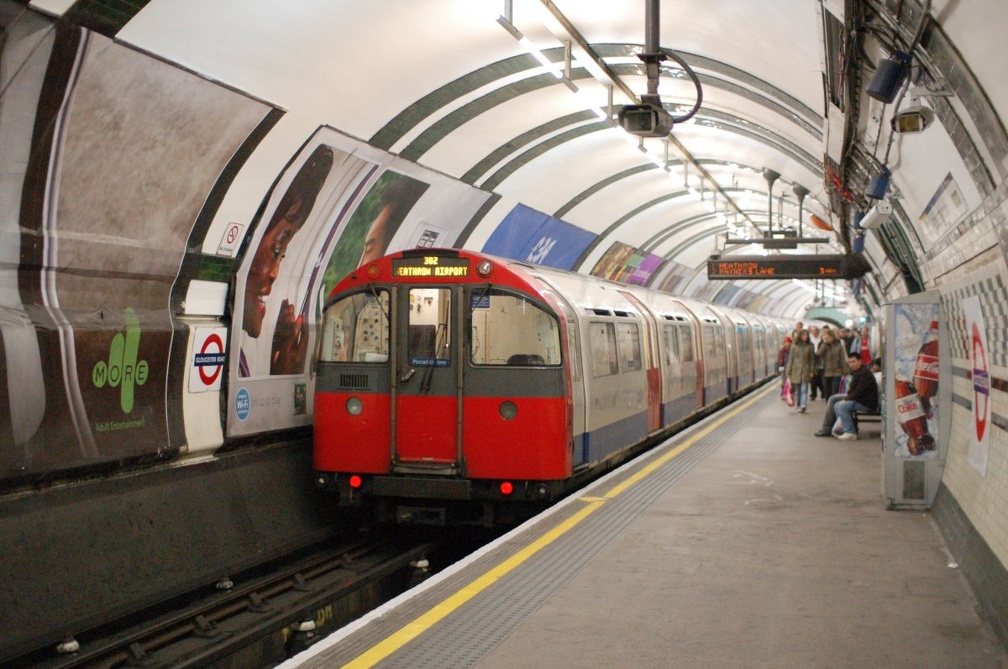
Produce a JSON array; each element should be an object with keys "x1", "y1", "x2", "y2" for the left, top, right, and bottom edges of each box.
[{"x1": 341, "y1": 383, "x2": 774, "y2": 668}]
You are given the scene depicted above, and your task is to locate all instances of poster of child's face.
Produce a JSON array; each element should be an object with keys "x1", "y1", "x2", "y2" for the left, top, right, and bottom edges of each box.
[
  {"x1": 320, "y1": 171, "x2": 429, "y2": 299},
  {"x1": 236, "y1": 144, "x2": 336, "y2": 378}
]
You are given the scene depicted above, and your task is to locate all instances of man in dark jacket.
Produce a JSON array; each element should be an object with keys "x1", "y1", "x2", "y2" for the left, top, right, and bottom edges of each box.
[{"x1": 814, "y1": 353, "x2": 880, "y2": 441}]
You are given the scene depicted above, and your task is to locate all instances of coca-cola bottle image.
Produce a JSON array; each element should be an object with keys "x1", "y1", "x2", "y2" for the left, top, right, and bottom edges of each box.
[
  {"x1": 895, "y1": 376, "x2": 935, "y2": 455},
  {"x1": 913, "y1": 320, "x2": 939, "y2": 416}
]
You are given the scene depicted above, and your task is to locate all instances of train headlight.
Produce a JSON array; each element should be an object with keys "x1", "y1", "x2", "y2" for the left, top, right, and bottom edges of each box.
[
  {"x1": 499, "y1": 401, "x2": 517, "y2": 420},
  {"x1": 346, "y1": 397, "x2": 363, "y2": 415},
  {"x1": 476, "y1": 260, "x2": 494, "y2": 278}
]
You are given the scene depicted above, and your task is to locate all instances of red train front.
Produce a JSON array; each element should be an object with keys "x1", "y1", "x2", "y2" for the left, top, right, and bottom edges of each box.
[{"x1": 313, "y1": 249, "x2": 573, "y2": 525}]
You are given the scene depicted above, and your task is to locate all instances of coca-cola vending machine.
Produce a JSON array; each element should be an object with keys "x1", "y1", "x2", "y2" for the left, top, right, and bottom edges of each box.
[{"x1": 882, "y1": 295, "x2": 950, "y2": 510}]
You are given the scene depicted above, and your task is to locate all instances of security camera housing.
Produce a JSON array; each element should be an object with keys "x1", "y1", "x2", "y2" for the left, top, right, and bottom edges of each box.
[
  {"x1": 859, "y1": 200, "x2": 893, "y2": 229},
  {"x1": 619, "y1": 95, "x2": 674, "y2": 137}
]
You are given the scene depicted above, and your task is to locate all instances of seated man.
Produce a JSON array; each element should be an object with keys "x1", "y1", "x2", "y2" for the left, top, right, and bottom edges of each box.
[{"x1": 814, "y1": 353, "x2": 880, "y2": 441}]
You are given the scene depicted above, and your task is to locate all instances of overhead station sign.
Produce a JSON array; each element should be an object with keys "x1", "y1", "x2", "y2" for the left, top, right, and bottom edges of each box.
[{"x1": 706, "y1": 253, "x2": 870, "y2": 280}]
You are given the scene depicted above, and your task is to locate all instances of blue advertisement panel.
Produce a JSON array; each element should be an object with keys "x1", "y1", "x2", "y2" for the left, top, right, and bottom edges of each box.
[{"x1": 481, "y1": 204, "x2": 595, "y2": 270}]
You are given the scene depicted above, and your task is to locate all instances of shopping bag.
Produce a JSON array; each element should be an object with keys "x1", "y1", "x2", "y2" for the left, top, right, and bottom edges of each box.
[{"x1": 782, "y1": 378, "x2": 795, "y2": 407}]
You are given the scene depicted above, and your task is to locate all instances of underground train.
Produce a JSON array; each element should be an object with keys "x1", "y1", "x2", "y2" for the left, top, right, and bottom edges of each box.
[{"x1": 313, "y1": 248, "x2": 788, "y2": 525}]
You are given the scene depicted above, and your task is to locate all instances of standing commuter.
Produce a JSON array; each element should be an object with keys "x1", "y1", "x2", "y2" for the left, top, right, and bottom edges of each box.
[
  {"x1": 839, "y1": 327, "x2": 856, "y2": 354},
  {"x1": 851, "y1": 325, "x2": 873, "y2": 365},
  {"x1": 808, "y1": 325, "x2": 823, "y2": 400},
  {"x1": 817, "y1": 329, "x2": 847, "y2": 399},
  {"x1": 778, "y1": 336, "x2": 792, "y2": 393},
  {"x1": 785, "y1": 328, "x2": 815, "y2": 413}
]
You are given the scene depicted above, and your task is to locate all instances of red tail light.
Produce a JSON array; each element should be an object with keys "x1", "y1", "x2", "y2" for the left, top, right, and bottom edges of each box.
[
  {"x1": 349, "y1": 475, "x2": 363, "y2": 489},
  {"x1": 499, "y1": 481, "x2": 514, "y2": 496}
]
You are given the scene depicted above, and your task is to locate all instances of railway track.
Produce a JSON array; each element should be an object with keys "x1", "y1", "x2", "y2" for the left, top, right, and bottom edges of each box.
[{"x1": 12, "y1": 536, "x2": 432, "y2": 669}]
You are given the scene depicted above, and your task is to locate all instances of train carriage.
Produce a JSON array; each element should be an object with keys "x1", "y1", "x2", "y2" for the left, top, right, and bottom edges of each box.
[{"x1": 313, "y1": 249, "x2": 783, "y2": 525}]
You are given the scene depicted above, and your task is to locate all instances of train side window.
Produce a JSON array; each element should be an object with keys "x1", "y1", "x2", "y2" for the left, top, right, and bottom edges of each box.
[
  {"x1": 319, "y1": 289, "x2": 390, "y2": 363},
  {"x1": 678, "y1": 325, "x2": 694, "y2": 362},
  {"x1": 663, "y1": 325, "x2": 680, "y2": 365},
  {"x1": 616, "y1": 322, "x2": 641, "y2": 371},
  {"x1": 589, "y1": 321, "x2": 618, "y2": 377},
  {"x1": 469, "y1": 289, "x2": 560, "y2": 366}
]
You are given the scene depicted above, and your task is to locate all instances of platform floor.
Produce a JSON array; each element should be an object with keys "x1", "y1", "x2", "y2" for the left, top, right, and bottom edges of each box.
[{"x1": 280, "y1": 384, "x2": 1008, "y2": 669}]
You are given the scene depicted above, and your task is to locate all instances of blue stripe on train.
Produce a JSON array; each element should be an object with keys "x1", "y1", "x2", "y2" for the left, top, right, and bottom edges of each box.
[
  {"x1": 577, "y1": 392, "x2": 717, "y2": 467},
  {"x1": 579, "y1": 411, "x2": 648, "y2": 465}
]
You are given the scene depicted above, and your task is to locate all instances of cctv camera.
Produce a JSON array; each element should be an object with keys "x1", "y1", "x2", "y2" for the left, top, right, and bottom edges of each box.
[
  {"x1": 858, "y1": 200, "x2": 893, "y2": 229},
  {"x1": 618, "y1": 95, "x2": 674, "y2": 137},
  {"x1": 891, "y1": 104, "x2": 934, "y2": 133}
]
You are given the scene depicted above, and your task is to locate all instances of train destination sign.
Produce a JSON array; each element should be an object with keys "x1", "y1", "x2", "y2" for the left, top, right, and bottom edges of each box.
[
  {"x1": 392, "y1": 255, "x2": 470, "y2": 279},
  {"x1": 706, "y1": 253, "x2": 870, "y2": 280}
]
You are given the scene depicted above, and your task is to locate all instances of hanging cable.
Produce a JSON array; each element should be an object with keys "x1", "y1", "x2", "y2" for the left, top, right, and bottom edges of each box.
[{"x1": 659, "y1": 47, "x2": 704, "y2": 124}]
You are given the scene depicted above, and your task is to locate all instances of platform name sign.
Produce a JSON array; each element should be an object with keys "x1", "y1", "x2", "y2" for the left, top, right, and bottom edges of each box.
[
  {"x1": 963, "y1": 295, "x2": 990, "y2": 475},
  {"x1": 190, "y1": 327, "x2": 228, "y2": 393},
  {"x1": 392, "y1": 255, "x2": 469, "y2": 279}
]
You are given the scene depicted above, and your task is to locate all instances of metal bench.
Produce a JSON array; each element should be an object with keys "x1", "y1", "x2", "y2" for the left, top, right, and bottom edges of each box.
[{"x1": 852, "y1": 410, "x2": 881, "y2": 434}]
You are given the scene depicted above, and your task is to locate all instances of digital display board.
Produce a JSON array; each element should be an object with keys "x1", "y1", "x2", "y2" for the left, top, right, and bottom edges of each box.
[
  {"x1": 707, "y1": 254, "x2": 867, "y2": 280},
  {"x1": 392, "y1": 255, "x2": 470, "y2": 279}
]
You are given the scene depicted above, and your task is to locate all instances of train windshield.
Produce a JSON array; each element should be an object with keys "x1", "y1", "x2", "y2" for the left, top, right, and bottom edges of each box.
[
  {"x1": 469, "y1": 289, "x2": 561, "y2": 366},
  {"x1": 407, "y1": 287, "x2": 452, "y2": 366},
  {"x1": 319, "y1": 290, "x2": 390, "y2": 363}
]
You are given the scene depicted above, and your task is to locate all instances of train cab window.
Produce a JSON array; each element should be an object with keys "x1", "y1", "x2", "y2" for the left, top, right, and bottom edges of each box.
[
  {"x1": 469, "y1": 289, "x2": 560, "y2": 366},
  {"x1": 589, "y1": 322, "x2": 618, "y2": 377},
  {"x1": 616, "y1": 322, "x2": 641, "y2": 371},
  {"x1": 409, "y1": 288, "x2": 451, "y2": 366},
  {"x1": 319, "y1": 290, "x2": 390, "y2": 363}
]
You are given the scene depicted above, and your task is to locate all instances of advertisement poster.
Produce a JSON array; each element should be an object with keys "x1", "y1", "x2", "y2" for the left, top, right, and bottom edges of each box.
[
  {"x1": 590, "y1": 242, "x2": 638, "y2": 281},
  {"x1": 627, "y1": 252, "x2": 666, "y2": 286},
  {"x1": 481, "y1": 204, "x2": 595, "y2": 270},
  {"x1": 891, "y1": 303, "x2": 940, "y2": 459},
  {"x1": 229, "y1": 137, "x2": 379, "y2": 435},
  {"x1": 963, "y1": 295, "x2": 991, "y2": 475},
  {"x1": 226, "y1": 129, "x2": 495, "y2": 437}
]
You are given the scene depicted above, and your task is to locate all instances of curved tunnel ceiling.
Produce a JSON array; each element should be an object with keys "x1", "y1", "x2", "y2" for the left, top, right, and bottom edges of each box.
[{"x1": 50, "y1": 0, "x2": 1006, "y2": 319}]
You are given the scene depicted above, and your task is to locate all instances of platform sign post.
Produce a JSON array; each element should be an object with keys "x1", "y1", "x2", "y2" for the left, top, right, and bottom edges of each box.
[{"x1": 881, "y1": 293, "x2": 950, "y2": 510}]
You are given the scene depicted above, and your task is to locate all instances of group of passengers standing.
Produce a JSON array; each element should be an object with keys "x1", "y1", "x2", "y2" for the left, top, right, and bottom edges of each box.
[{"x1": 778, "y1": 322, "x2": 879, "y2": 441}]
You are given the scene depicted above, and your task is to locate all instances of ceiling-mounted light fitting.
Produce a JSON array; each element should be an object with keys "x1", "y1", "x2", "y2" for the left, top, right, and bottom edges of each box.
[
  {"x1": 792, "y1": 184, "x2": 809, "y2": 236},
  {"x1": 866, "y1": 51, "x2": 911, "y2": 104},
  {"x1": 892, "y1": 103, "x2": 934, "y2": 134},
  {"x1": 762, "y1": 168, "x2": 779, "y2": 236}
]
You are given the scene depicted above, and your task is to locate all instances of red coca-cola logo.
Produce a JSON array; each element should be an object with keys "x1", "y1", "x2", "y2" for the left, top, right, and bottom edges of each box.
[{"x1": 914, "y1": 357, "x2": 939, "y2": 379}]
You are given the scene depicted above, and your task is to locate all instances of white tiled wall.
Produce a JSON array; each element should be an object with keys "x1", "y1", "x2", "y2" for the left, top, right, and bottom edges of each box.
[{"x1": 926, "y1": 195, "x2": 1008, "y2": 566}]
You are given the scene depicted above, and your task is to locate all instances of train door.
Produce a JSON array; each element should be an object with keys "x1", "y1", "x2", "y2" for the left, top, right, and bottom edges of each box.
[
  {"x1": 619, "y1": 291, "x2": 662, "y2": 433},
  {"x1": 392, "y1": 286, "x2": 462, "y2": 472},
  {"x1": 551, "y1": 297, "x2": 587, "y2": 466},
  {"x1": 714, "y1": 310, "x2": 738, "y2": 395}
]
